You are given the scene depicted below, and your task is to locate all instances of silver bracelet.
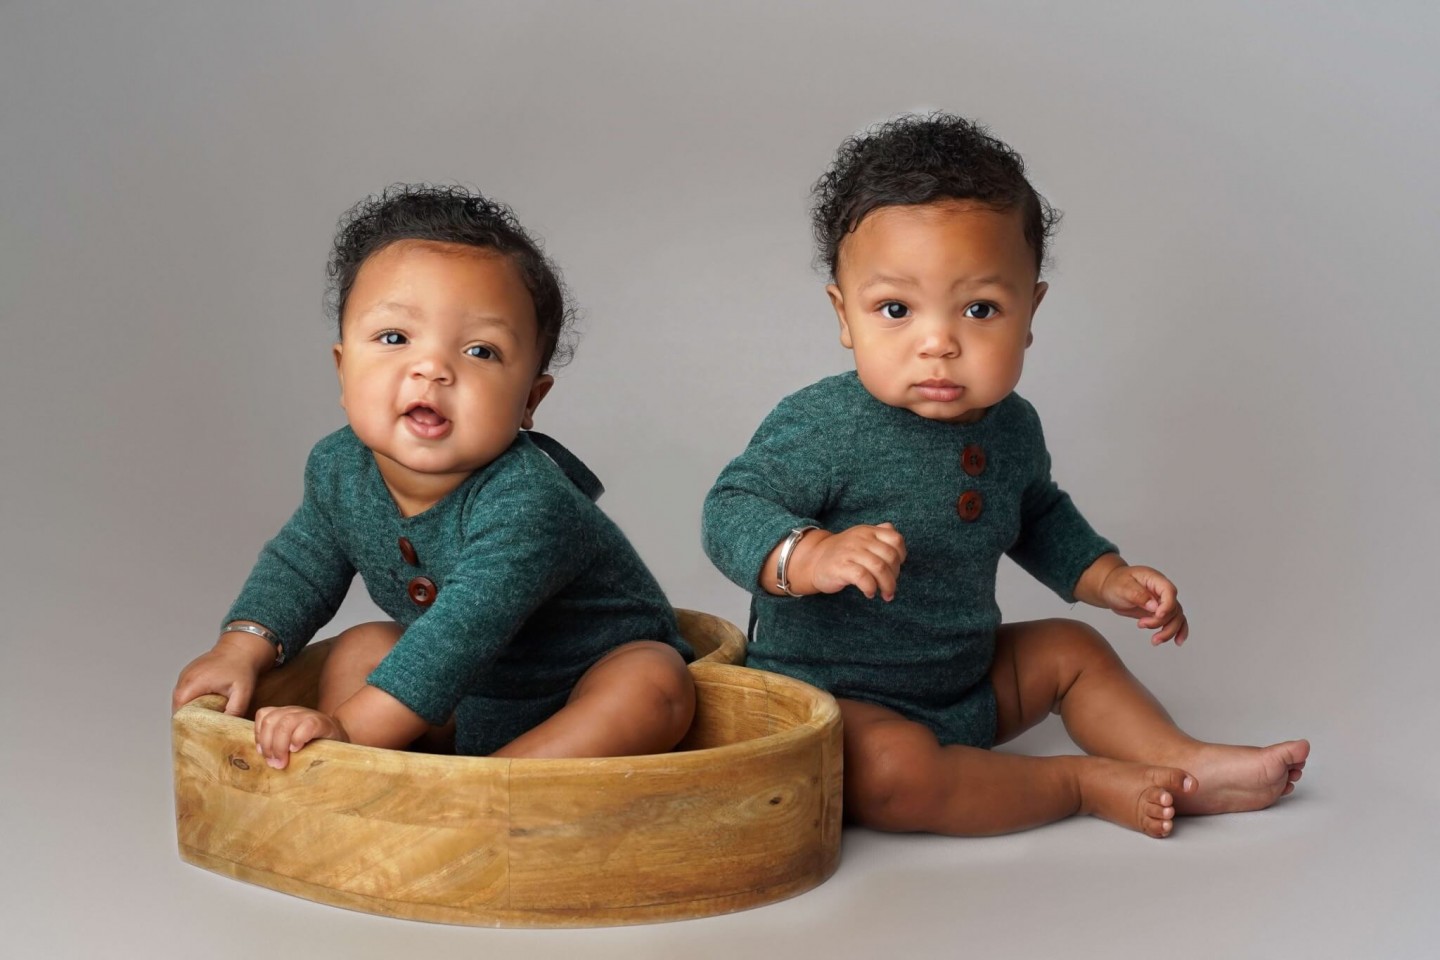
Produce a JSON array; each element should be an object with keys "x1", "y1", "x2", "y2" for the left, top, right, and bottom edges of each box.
[
  {"x1": 221, "y1": 621, "x2": 285, "y2": 667},
  {"x1": 775, "y1": 525, "x2": 820, "y2": 597}
]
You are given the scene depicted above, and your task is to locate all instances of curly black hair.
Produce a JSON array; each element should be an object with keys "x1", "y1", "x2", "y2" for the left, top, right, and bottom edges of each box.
[
  {"x1": 811, "y1": 113, "x2": 1060, "y2": 279},
  {"x1": 327, "y1": 184, "x2": 575, "y2": 371}
]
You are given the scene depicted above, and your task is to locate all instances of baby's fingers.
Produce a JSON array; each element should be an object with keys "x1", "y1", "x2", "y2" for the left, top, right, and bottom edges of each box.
[
  {"x1": 850, "y1": 547, "x2": 902, "y2": 600},
  {"x1": 171, "y1": 677, "x2": 205, "y2": 714},
  {"x1": 1150, "y1": 607, "x2": 1188, "y2": 646},
  {"x1": 871, "y1": 523, "x2": 908, "y2": 562},
  {"x1": 1111, "y1": 577, "x2": 1156, "y2": 616},
  {"x1": 223, "y1": 678, "x2": 253, "y2": 717},
  {"x1": 867, "y1": 556, "x2": 900, "y2": 602},
  {"x1": 254, "y1": 707, "x2": 300, "y2": 769},
  {"x1": 841, "y1": 561, "x2": 884, "y2": 600},
  {"x1": 860, "y1": 538, "x2": 904, "y2": 577},
  {"x1": 253, "y1": 706, "x2": 279, "y2": 765},
  {"x1": 1133, "y1": 570, "x2": 1178, "y2": 622}
]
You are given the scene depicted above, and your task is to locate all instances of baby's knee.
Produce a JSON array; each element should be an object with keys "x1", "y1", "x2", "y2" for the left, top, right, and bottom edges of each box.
[
  {"x1": 1046, "y1": 618, "x2": 1120, "y2": 669},
  {"x1": 589, "y1": 641, "x2": 696, "y2": 730},
  {"x1": 846, "y1": 724, "x2": 945, "y2": 829},
  {"x1": 636, "y1": 646, "x2": 696, "y2": 730},
  {"x1": 328, "y1": 621, "x2": 403, "y2": 673}
]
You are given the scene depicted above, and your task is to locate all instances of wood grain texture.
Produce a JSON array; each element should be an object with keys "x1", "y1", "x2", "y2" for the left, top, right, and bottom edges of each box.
[{"x1": 173, "y1": 610, "x2": 842, "y2": 926}]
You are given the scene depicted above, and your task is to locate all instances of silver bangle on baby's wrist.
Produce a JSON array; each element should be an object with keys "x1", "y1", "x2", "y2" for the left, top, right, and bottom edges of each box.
[
  {"x1": 775, "y1": 525, "x2": 820, "y2": 598},
  {"x1": 221, "y1": 621, "x2": 285, "y2": 667}
]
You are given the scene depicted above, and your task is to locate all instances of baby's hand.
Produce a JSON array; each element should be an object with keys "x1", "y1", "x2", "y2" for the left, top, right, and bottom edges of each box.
[
  {"x1": 795, "y1": 522, "x2": 907, "y2": 600},
  {"x1": 1098, "y1": 564, "x2": 1189, "y2": 646},
  {"x1": 171, "y1": 635, "x2": 271, "y2": 716},
  {"x1": 253, "y1": 706, "x2": 348, "y2": 769}
]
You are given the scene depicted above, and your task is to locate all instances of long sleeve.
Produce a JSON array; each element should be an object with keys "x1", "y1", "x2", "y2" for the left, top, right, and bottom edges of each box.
[
  {"x1": 1005, "y1": 414, "x2": 1116, "y2": 604},
  {"x1": 365, "y1": 468, "x2": 597, "y2": 724},
  {"x1": 702, "y1": 394, "x2": 834, "y2": 595},
  {"x1": 223, "y1": 445, "x2": 356, "y2": 662}
]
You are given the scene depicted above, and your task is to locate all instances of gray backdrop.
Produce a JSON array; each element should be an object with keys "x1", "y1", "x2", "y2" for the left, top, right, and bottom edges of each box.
[{"x1": 4, "y1": 2, "x2": 1437, "y2": 957}]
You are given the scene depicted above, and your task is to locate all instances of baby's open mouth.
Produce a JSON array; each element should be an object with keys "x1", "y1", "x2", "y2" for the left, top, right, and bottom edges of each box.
[
  {"x1": 403, "y1": 404, "x2": 452, "y2": 439},
  {"x1": 406, "y1": 405, "x2": 448, "y2": 427}
]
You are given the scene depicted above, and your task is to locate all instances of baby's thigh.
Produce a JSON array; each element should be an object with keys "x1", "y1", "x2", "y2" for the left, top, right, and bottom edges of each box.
[
  {"x1": 991, "y1": 617, "x2": 1119, "y2": 743},
  {"x1": 316, "y1": 621, "x2": 404, "y2": 713},
  {"x1": 325, "y1": 621, "x2": 404, "y2": 672}
]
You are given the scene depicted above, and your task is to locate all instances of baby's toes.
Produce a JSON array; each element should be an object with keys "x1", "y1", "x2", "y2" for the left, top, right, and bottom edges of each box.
[
  {"x1": 1143, "y1": 794, "x2": 1177, "y2": 820},
  {"x1": 1140, "y1": 809, "x2": 1175, "y2": 838},
  {"x1": 1142, "y1": 798, "x2": 1176, "y2": 834},
  {"x1": 1148, "y1": 766, "x2": 1197, "y2": 798}
]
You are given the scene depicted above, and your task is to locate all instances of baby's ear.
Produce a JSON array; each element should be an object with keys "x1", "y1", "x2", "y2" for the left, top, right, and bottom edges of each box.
[
  {"x1": 827, "y1": 284, "x2": 854, "y2": 350},
  {"x1": 1031, "y1": 280, "x2": 1048, "y2": 313},
  {"x1": 1026, "y1": 281, "x2": 1047, "y2": 349},
  {"x1": 521, "y1": 374, "x2": 554, "y2": 430},
  {"x1": 332, "y1": 343, "x2": 347, "y2": 406}
]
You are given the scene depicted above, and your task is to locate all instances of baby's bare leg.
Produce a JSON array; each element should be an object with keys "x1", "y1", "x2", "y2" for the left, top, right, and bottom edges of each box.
[
  {"x1": 491, "y1": 641, "x2": 695, "y2": 760},
  {"x1": 316, "y1": 621, "x2": 455, "y2": 751},
  {"x1": 316, "y1": 621, "x2": 404, "y2": 714},
  {"x1": 842, "y1": 698, "x2": 1192, "y2": 837},
  {"x1": 993, "y1": 618, "x2": 1309, "y2": 816}
]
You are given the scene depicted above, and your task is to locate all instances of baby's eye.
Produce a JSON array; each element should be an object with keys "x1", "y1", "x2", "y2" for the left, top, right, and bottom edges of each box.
[
  {"x1": 880, "y1": 301, "x2": 910, "y2": 320},
  {"x1": 377, "y1": 331, "x2": 407, "y2": 345},
  {"x1": 964, "y1": 303, "x2": 998, "y2": 320},
  {"x1": 465, "y1": 344, "x2": 495, "y2": 360}
]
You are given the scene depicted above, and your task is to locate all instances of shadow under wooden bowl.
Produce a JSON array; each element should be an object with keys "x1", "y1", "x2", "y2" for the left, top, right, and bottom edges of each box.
[{"x1": 172, "y1": 609, "x2": 842, "y2": 926}]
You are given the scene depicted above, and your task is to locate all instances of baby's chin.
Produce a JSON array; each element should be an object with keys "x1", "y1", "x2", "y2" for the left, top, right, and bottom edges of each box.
[
  {"x1": 917, "y1": 404, "x2": 990, "y2": 425},
  {"x1": 874, "y1": 392, "x2": 990, "y2": 425},
  {"x1": 368, "y1": 443, "x2": 493, "y2": 478}
]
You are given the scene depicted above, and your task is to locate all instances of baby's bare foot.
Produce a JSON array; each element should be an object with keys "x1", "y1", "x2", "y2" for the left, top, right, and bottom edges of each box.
[
  {"x1": 1076, "y1": 759, "x2": 1196, "y2": 838},
  {"x1": 1170, "y1": 739, "x2": 1310, "y2": 815}
]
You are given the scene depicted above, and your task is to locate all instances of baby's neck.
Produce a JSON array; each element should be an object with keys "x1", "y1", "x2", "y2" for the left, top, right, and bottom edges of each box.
[{"x1": 371, "y1": 453, "x2": 475, "y2": 518}]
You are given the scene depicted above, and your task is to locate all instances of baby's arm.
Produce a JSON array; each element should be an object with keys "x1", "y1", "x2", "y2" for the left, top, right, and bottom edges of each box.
[
  {"x1": 252, "y1": 687, "x2": 428, "y2": 769},
  {"x1": 254, "y1": 467, "x2": 599, "y2": 765},
  {"x1": 757, "y1": 523, "x2": 907, "y2": 600},
  {"x1": 1006, "y1": 402, "x2": 1186, "y2": 644},
  {"x1": 171, "y1": 442, "x2": 355, "y2": 716},
  {"x1": 704, "y1": 392, "x2": 904, "y2": 598},
  {"x1": 366, "y1": 484, "x2": 595, "y2": 717}
]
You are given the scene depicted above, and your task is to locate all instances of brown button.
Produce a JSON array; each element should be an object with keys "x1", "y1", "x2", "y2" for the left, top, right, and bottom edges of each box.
[
  {"x1": 957, "y1": 490, "x2": 984, "y2": 522},
  {"x1": 398, "y1": 537, "x2": 419, "y2": 566},
  {"x1": 961, "y1": 444, "x2": 986, "y2": 477},
  {"x1": 407, "y1": 576, "x2": 437, "y2": 608}
]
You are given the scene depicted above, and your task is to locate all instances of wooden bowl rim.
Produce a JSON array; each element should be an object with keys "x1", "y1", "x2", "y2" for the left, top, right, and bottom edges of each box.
[
  {"x1": 174, "y1": 661, "x2": 838, "y2": 778},
  {"x1": 673, "y1": 606, "x2": 746, "y2": 664}
]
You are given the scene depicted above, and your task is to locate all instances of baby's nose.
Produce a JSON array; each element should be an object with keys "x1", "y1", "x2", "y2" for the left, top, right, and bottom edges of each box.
[
  {"x1": 410, "y1": 353, "x2": 453, "y2": 382},
  {"x1": 918, "y1": 324, "x2": 961, "y2": 358}
]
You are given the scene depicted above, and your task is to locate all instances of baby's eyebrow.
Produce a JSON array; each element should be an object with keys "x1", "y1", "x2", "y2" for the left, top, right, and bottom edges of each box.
[
  {"x1": 857, "y1": 273, "x2": 919, "y2": 293},
  {"x1": 364, "y1": 300, "x2": 421, "y2": 318},
  {"x1": 956, "y1": 274, "x2": 1017, "y2": 292},
  {"x1": 857, "y1": 274, "x2": 1021, "y2": 295},
  {"x1": 460, "y1": 313, "x2": 525, "y2": 338}
]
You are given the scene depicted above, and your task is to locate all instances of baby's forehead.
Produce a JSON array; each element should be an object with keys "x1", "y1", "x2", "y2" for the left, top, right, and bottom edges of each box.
[
  {"x1": 345, "y1": 242, "x2": 536, "y2": 319},
  {"x1": 837, "y1": 201, "x2": 1034, "y2": 275},
  {"x1": 852, "y1": 198, "x2": 1024, "y2": 233}
]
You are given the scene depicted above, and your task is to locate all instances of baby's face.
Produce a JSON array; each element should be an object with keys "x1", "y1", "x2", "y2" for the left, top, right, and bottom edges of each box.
[
  {"x1": 334, "y1": 239, "x2": 551, "y2": 502},
  {"x1": 828, "y1": 200, "x2": 1046, "y2": 423}
]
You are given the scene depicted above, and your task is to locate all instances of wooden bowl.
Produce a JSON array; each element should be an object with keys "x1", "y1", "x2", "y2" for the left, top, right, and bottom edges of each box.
[{"x1": 172, "y1": 609, "x2": 842, "y2": 926}]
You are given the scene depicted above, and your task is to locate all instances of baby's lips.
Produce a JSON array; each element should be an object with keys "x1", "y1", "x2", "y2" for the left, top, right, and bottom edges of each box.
[{"x1": 405, "y1": 405, "x2": 448, "y2": 426}]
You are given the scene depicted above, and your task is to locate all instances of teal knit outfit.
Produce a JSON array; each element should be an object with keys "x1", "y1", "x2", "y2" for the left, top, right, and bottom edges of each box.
[
  {"x1": 226, "y1": 427, "x2": 691, "y2": 756},
  {"x1": 702, "y1": 372, "x2": 1115, "y2": 748}
]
